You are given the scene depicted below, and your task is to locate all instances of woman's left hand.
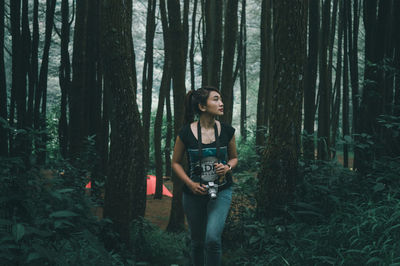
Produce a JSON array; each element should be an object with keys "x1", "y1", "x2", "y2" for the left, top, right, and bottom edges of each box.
[{"x1": 214, "y1": 163, "x2": 230, "y2": 176}]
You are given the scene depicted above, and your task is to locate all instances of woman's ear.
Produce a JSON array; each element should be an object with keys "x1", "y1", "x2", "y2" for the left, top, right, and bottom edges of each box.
[{"x1": 198, "y1": 103, "x2": 206, "y2": 112}]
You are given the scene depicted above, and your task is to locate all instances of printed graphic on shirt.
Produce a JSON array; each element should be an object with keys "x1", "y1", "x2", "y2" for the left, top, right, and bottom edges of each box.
[{"x1": 187, "y1": 147, "x2": 228, "y2": 183}]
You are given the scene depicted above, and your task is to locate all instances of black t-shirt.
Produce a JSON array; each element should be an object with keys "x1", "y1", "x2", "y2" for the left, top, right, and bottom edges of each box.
[{"x1": 178, "y1": 122, "x2": 235, "y2": 194}]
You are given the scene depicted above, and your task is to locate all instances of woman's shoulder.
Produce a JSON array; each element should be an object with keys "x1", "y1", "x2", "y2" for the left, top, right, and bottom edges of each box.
[
  {"x1": 178, "y1": 123, "x2": 192, "y2": 143},
  {"x1": 220, "y1": 122, "x2": 235, "y2": 140}
]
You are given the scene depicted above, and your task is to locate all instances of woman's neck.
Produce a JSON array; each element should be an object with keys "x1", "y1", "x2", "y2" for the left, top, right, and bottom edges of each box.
[{"x1": 199, "y1": 114, "x2": 215, "y2": 129}]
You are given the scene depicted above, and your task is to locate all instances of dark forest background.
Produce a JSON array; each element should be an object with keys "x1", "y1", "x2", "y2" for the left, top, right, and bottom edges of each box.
[{"x1": 1, "y1": 0, "x2": 400, "y2": 265}]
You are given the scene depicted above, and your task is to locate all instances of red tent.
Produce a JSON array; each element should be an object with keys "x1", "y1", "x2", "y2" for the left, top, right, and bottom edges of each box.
[{"x1": 146, "y1": 175, "x2": 173, "y2": 197}]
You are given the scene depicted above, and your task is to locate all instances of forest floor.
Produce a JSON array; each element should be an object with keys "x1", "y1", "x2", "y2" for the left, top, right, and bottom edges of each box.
[
  {"x1": 144, "y1": 179, "x2": 175, "y2": 230},
  {"x1": 145, "y1": 153, "x2": 353, "y2": 230}
]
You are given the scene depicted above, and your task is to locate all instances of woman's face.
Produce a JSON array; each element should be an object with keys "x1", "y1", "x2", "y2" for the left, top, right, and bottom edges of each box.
[{"x1": 200, "y1": 91, "x2": 224, "y2": 116}]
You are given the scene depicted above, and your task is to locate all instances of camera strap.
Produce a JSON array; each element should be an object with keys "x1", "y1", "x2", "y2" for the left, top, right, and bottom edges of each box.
[{"x1": 197, "y1": 121, "x2": 220, "y2": 163}]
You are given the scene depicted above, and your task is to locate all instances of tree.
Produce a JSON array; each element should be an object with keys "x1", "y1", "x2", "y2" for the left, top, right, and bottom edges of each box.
[
  {"x1": 36, "y1": 0, "x2": 56, "y2": 163},
  {"x1": 0, "y1": 0, "x2": 7, "y2": 156},
  {"x1": 303, "y1": 0, "x2": 319, "y2": 160},
  {"x1": 317, "y1": 0, "x2": 331, "y2": 161},
  {"x1": 202, "y1": 0, "x2": 222, "y2": 87},
  {"x1": 69, "y1": 0, "x2": 88, "y2": 158},
  {"x1": 257, "y1": 0, "x2": 306, "y2": 217},
  {"x1": 189, "y1": 0, "x2": 198, "y2": 91},
  {"x1": 142, "y1": 0, "x2": 157, "y2": 169},
  {"x1": 256, "y1": 0, "x2": 272, "y2": 153},
  {"x1": 239, "y1": 0, "x2": 247, "y2": 141},
  {"x1": 166, "y1": 0, "x2": 188, "y2": 232},
  {"x1": 58, "y1": 0, "x2": 72, "y2": 158},
  {"x1": 101, "y1": 0, "x2": 146, "y2": 245},
  {"x1": 342, "y1": 0, "x2": 349, "y2": 167},
  {"x1": 220, "y1": 0, "x2": 238, "y2": 124},
  {"x1": 154, "y1": 0, "x2": 172, "y2": 199}
]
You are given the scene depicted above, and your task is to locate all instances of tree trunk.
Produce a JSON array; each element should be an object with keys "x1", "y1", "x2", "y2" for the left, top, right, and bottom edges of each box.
[
  {"x1": 36, "y1": 0, "x2": 56, "y2": 164},
  {"x1": 239, "y1": 0, "x2": 247, "y2": 141},
  {"x1": 69, "y1": 0, "x2": 88, "y2": 158},
  {"x1": 58, "y1": 0, "x2": 71, "y2": 158},
  {"x1": 303, "y1": 0, "x2": 319, "y2": 161},
  {"x1": 142, "y1": 0, "x2": 157, "y2": 170},
  {"x1": 190, "y1": 0, "x2": 198, "y2": 91},
  {"x1": 342, "y1": 0, "x2": 349, "y2": 168},
  {"x1": 257, "y1": 0, "x2": 306, "y2": 218},
  {"x1": 317, "y1": 0, "x2": 331, "y2": 161},
  {"x1": 256, "y1": 0, "x2": 271, "y2": 153},
  {"x1": 0, "y1": 0, "x2": 7, "y2": 156},
  {"x1": 331, "y1": 0, "x2": 343, "y2": 159},
  {"x1": 349, "y1": 0, "x2": 360, "y2": 168},
  {"x1": 220, "y1": 0, "x2": 238, "y2": 124},
  {"x1": 101, "y1": 0, "x2": 146, "y2": 245},
  {"x1": 166, "y1": 0, "x2": 187, "y2": 232},
  {"x1": 10, "y1": 0, "x2": 22, "y2": 156},
  {"x1": 165, "y1": 83, "x2": 172, "y2": 178},
  {"x1": 154, "y1": 0, "x2": 172, "y2": 199},
  {"x1": 28, "y1": 0, "x2": 39, "y2": 132},
  {"x1": 203, "y1": 0, "x2": 222, "y2": 87}
]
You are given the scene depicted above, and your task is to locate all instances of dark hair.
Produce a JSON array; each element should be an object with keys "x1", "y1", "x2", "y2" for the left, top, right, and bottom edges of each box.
[{"x1": 184, "y1": 86, "x2": 221, "y2": 124}]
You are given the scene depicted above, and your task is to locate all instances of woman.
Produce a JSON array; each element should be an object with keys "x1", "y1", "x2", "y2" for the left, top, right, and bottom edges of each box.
[{"x1": 172, "y1": 86, "x2": 238, "y2": 266}]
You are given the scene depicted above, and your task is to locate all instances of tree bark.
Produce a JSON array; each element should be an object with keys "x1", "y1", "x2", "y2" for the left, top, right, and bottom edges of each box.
[
  {"x1": 203, "y1": 0, "x2": 222, "y2": 87},
  {"x1": 154, "y1": 0, "x2": 172, "y2": 199},
  {"x1": 58, "y1": 0, "x2": 71, "y2": 158},
  {"x1": 190, "y1": 0, "x2": 198, "y2": 91},
  {"x1": 142, "y1": 0, "x2": 157, "y2": 170},
  {"x1": 239, "y1": 0, "x2": 247, "y2": 141},
  {"x1": 165, "y1": 83, "x2": 172, "y2": 178},
  {"x1": 166, "y1": 0, "x2": 187, "y2": 232},
  {"x1": 257, "y1": 0, "x2": 306, "y2": 218},
  {"x1": 69, "y1": 0, "x2": 88, "y2": 158},
  {"x1": 0, "y1": 0, "x2": 8, "y2": 156},
  {"x1": 303, "y1": 0, "x2": 319, "y2": 160},
  {"x1": 317, "y1": 0, "x2": 331, "y2": 161},
  {"x1": 342, "y1": 0, "x2": 349, "y2": 168},
  {"x1": 256, "y1": 0, "x2": 271, "y2": 153},
  {"x1": 220, "y1": 0, "x2": 238, "y2": 124},
  {"x1": 101, "y1": 0, "x2": 146, "y2": 245}
]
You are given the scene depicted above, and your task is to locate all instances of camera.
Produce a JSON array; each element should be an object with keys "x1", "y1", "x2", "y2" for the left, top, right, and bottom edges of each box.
[{"x1": 205, "y1": 181, "x2": 218, "y2": 200}]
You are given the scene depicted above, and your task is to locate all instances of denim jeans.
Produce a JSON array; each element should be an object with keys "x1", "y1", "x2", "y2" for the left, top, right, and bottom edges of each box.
[{"x1": 183, "y1": 187, "x2": 232, "y2": 266}]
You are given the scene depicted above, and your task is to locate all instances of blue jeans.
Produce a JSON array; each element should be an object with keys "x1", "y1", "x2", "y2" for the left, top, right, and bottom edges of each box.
[{"x1": 183, "y1": 187, "x2": 232, "y2": 266}]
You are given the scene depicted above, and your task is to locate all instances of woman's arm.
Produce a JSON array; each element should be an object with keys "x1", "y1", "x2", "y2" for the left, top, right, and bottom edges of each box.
[
  {"x1": 172, "y1": 136, "x2": 207, "y2": 195},
  {"x1": 215, "y1": 134, "x2": 238, "y2": 176}
]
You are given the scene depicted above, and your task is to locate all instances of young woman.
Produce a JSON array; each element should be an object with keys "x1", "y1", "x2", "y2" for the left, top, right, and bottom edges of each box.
[{"x1": 172, "y1": 86, "x2": 238, "y2": 266}]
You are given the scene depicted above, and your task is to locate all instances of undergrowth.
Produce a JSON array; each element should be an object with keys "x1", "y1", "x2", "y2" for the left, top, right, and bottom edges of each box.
[{"x1": 223, "y1": 157, "x2": 400, "y2": 265}]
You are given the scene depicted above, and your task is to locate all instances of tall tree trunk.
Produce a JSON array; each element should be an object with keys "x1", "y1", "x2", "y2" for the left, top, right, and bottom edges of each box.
[
  {"x1": 166, "y1": 0, "x2": 187, "y2": 232},
  {"x1": 190, "y1": 0, "x2": 198, "y2": 91},
  {"x1": 36, "y1": 0, "x2": 56, "y2": 164},
  {"x1": 349, "y1": 0, "x2": 360, "y2": 168},
  {"x1": 69, "y1": 0, "x2": 88, "y2": 158},
  {"x1": 101, "y1": 0, "x2": 146, "y2": 246},
  {"x1": 303, "y1": 0, "x2": 319, "y2": 161},
  {"x1": 165, "y1": 83, "x2": 172, "y2": 178},
  {"x1": 220, "y1": 0, "x2": 238, "y2": 124},
  {"x1": 239, "y1": 0, "x2": 247, "y2": 141},
  {"x1": 331, "y1": 0, "x2": 343, "y2": 159},
  {"x1": 29, "y1": 0, "x2": 39, "y2": 131},
  {"x1": 155, "y1": 0, "x2": 172, "y2": 199},
  {"x1": 142, "y1": 0, "x2": 157, "y2": 170},
  {"x1": 0, "y1": 0, "x2": 8, "y2": 156},
  {"x1": 256, "y1": 0, "x2": 271, "y2": 153},
  {"x1": 58, "y1": 0, "x2": 71, "y2": 158},
  {"x1": 257, "y1": 0, "x2": 307, "y2": 217},
  {"x1": 10, "y1": 0, "x2": 22, "y2": 156},
  {"x1": 203, "y1": 0, "x2": 222, "y2": 87},
  {"x1": 342, "y1": 0, "x2": 349, "y2": 168},
  {"x1": 317, "y1": 0, "x2": 331, "y2": 161}
]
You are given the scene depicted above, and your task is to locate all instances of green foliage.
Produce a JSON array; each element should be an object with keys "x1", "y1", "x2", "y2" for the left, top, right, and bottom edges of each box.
[
  {"x1": 0, "y1": 156, "x2": 130, "y2": 266},
  {"x1": 223, "y1": 159, "x2": 400, "y2": 265},
  {"x1": 130, "y1": 218, "x2": 189, "y2": 265}
]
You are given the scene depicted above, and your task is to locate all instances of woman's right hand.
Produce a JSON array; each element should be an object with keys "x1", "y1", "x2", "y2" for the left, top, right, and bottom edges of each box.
[{"x1": 188, "y1": 181, "x2": 207, "y2": 195}]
